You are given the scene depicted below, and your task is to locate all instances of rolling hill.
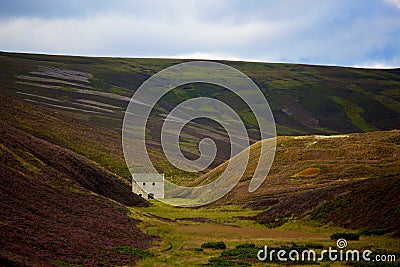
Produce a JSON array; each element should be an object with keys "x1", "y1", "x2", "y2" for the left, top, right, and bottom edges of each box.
[
  {"x1": 1, "y1": 51, "x2": 400, "y2": 182},
  {"x1": 1, "y1": 52, "x2": 399, "y2": 265},
  {"x1": 195, "y1": 130, "x2": 400, "y2": 234},
  {"x1": 0, "y1": 118, "x2": 155, "y2": 265},
  {"x1": 197, "y1": 130, "x2": 400, "y2": 202}
]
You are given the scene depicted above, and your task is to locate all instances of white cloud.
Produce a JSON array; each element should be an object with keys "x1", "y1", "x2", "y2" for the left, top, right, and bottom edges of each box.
[
  {"x1": 354, "y1": 60, "x2": 400, "y2": 69},
  {"x1": 0, "y1": 1, "x2": 399, "y2": 67},
  {"x1": 385, "y1": 0, "x2": 400, "y2": 10},
  {"x1": 0, "y1": 13, "x2": 297, "y2": 57},
  {"x1": 171, "y1": 52, "x2": 253, "y2": 62}
]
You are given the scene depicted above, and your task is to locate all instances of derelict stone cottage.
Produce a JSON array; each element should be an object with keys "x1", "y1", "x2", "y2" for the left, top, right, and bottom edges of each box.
[{"x1": 132, "y1": 173, "x2": 165, "y2": 199}]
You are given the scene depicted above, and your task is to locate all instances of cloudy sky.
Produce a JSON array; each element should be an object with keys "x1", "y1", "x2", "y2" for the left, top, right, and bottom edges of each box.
[{"x1": 0, "y1": 0, "x2": 399, "y2": 68}]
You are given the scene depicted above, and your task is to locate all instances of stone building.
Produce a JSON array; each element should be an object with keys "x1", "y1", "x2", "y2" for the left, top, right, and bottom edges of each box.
[{"x1": 132, "y1": 173, "x2": 164, "y2": 199}]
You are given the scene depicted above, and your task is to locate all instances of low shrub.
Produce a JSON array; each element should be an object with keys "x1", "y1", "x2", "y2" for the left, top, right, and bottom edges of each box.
[
  {"x1": 214, "y1": 242, "x2": 318, "y2": 265},
  {"x1": 201, "y1": 241, "x2": 227, "y2": 250},
  {"x1": 221, "y1": 244, "x2": 259, "y2": 259},
  {"x1": 235, "y1": 243, "x2": 256, "y2": 249},
  {"x1": 358, "y1": 229, "x2": 389, "y2": 236}
]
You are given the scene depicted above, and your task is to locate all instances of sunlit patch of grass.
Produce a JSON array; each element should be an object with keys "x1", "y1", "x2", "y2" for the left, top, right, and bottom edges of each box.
[
  {"x1": 332, "y1": 96, "x2": 376, "y2": 132},
  {"x1": 292, "y1": 167, "x2": 321, "y2": 177},
  {"x1": 0, "y1": 143, "x2": 41, "y2": 174}
]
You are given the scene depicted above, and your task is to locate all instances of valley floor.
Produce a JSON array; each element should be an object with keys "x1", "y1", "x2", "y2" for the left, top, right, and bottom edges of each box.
[{"x1": 130, "y1": 201, "x2": 400, "y2": 266}]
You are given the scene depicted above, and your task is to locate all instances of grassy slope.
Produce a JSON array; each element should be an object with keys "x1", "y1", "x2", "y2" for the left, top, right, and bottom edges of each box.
[
  {"x1": 193, "y1": 130, "x2": 400, "y2": 237},
  {"x1": 253, "y1": 175, "x2": 400, "y2": 231},
  {"x1": 0, "y1": 121, "x2": 148, "y2": 207},
  {"x1": 197, "y1": 130, "x2": 400, "y2": 204},
  {"x1": 2, "y1": 51, "x2": 399, "y2": 136},
  {"x1": 0, "y1": 122, "x2": 155, "y2": 266},
  {"x1": 0, "y1": 94, "x2": 133, "y2": 181},
  {"x1": 310, "y1": 175, "x2": 400, "y2": 232},
  {"x1": 1, "y1": 51, "x2": 400, "y2": 183}
]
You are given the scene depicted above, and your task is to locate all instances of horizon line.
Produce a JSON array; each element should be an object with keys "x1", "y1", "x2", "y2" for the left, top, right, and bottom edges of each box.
[{"x1": 1, "y1": 50, "x2": 399, "y2": 70}]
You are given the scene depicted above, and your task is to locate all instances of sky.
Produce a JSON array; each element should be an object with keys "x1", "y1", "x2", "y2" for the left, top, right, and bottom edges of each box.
[{"x1": 0, "y1": 0, "x2": 399, "y2": 68}]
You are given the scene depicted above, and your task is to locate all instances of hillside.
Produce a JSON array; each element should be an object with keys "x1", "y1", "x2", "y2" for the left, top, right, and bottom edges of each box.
[
  {"x1": 1, "y1": 52, "x2": 399, "y2": 265},
  {"x1": 0, "y1": 93, "x2": 135, "y2": 182},
  {"x1": 0, "y1": 121, "x2": 147, "y2": 207},
  {"x1": 253, "y1": 175, "x2": 400, "y2": 232},
  {"x1": 1, "y1": 51, "x2": 400, "y2": 182},
  {"x1": 310, "y1": 175, "x2": 400, "y2": 233},
  {"x1": 0, "y1": 121, "x2": 155, "y2": 266},
  {"x1": 195, "y1": 130, "x2": 400, "y2": 233},
  {"x1": 197, "y1": 130, "x2": 400, "y2": 203}
]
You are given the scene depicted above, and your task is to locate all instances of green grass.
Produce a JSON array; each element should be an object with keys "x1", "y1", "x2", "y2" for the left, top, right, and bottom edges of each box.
[
  {"x1": 129, "y1": 202, "x2": 263, "y2": 266},
  {"x1": 374, "y1": 94, "x2": 400, "y2": 113},
  {"x1": 128, "y1": 202, "x2": 400, "y2": 266},
  {"x1": 137, "y1": 200, "x2": 259, "y2": 222},
  {"x1": 332, "y1": 96, "x2": 377, "y2": 132},
  {"x1": 113, "y1": 246, "x2": 153, "y2": 258}
]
